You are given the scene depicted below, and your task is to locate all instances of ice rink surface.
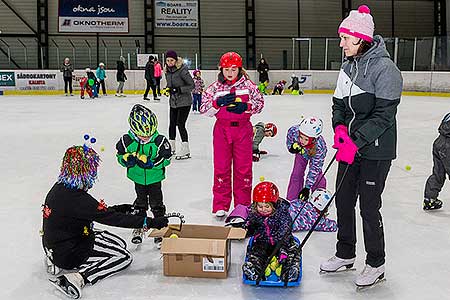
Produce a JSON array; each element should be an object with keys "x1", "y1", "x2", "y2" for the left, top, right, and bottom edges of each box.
[{"x1": 1, "y1": 93, "x2": 449, "y2": 300}]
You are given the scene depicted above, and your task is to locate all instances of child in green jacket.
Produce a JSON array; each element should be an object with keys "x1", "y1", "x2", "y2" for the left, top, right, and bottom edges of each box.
[{"x1": 116, "y1": 104, "x2": 172, "y2": 246}]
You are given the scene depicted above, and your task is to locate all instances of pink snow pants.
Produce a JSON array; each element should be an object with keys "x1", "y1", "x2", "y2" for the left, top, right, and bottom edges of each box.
[{"x1": 212, "y1": 119, "x2": 253, "y2": 213}]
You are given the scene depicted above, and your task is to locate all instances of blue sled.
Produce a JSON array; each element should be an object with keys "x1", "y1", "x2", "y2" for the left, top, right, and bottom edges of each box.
[{"x1": 242, "y1": 236, "x2": 302, "y2": 287}]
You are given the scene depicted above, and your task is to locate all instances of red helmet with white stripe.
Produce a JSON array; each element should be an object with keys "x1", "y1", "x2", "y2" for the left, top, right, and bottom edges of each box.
[
  {"x1": 264, "y1": 123, "x2": 278, "y2": 137},
  {"x1": 219, "y1": 52, "x2": 243, "y2": 68}
]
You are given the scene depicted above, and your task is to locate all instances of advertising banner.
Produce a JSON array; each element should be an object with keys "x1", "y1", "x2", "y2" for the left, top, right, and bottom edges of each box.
[
  {"x1": 0, "y1": 72, "x2": 15, "y2": 87},
  {"x1": 14, "y1": 71, "x2": 60, "y2": 90},
  {"x1": 155, "y1": 0, "x2": 198, "y2": 28},
  {"x1": 59, "y1": 0, "x2": 129, "y2": 33}
]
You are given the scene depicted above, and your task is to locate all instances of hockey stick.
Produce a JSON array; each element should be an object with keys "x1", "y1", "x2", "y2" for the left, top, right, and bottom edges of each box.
[{"x1": 255, "y1": 153, "x2": 337, "y2": 285}]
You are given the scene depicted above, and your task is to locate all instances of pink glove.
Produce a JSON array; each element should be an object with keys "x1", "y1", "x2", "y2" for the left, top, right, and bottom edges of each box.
[
  {"x1": 336, "y1": 134, "x2": 358, "y2": 164},
  {"x1": 333, "y1": 125, "x2": 349, "y2": 149}
]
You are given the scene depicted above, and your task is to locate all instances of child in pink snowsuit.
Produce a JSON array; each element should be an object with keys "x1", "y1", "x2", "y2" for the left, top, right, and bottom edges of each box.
[{"x1": 200, "y1": 52, "x2": 264, "y2": 217}]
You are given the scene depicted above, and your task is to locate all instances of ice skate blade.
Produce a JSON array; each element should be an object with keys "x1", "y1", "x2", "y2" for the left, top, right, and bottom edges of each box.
[
  {"x1": 175, "y1": 154, "x2": 191, "y2": 160},
  {"x1": 49, "y1": 278, "x2": 80, "y2": 299},
  {"x1": 131, "y1": 237, "x2": 143, "y2": 244},
  {"x1": 319, "y1": 265, "x2": 356, "y2": 275},
  {"x1": 356, "y1": 276, "x2": 386, "y2": 292}
]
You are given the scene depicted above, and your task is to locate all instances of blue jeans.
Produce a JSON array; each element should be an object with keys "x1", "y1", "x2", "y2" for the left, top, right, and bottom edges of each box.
[{"x1": 192, "y1": 93, "x2": 202, "y2": 111}]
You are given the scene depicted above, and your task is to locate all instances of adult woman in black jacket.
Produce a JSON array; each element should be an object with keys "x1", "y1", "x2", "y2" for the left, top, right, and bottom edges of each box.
[
  {"x1": 257, "y1": 58, "x2": 269, "y2": 83},
  {"x1": 319, "y1": 5, "x2": 403, "y2": 289},
  {"x1": 42, "y1": 145, "x2": 168, "y2": 299},
  {"x1": 115, "y1": 56, "x2": 127, "y2": 97}
]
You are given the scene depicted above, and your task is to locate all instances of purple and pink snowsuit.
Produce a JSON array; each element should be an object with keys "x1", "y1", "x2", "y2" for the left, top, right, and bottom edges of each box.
[
  {"x1": 201, "y1": 74, "x2": 264, "y2": 213},
  {"x1": 286, "y1": 125, "x2": 327, "y2": 200}
]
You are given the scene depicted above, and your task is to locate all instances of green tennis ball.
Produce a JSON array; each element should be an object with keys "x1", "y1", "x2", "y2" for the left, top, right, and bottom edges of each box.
[
  {"x1": 405, "y1": 165, "x2": 411, "y2": 171},
  {"x1": 275, "y1": 265, "x2": 282, "y2": 277},
  {"x1": 88, "y1": 79, "x2": 94, "y2": 86}
]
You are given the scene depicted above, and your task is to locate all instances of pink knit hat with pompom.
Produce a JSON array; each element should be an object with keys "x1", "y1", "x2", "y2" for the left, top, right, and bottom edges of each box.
[{"x1": 338, "y1": 5, "x2": 374, "y2": 42}]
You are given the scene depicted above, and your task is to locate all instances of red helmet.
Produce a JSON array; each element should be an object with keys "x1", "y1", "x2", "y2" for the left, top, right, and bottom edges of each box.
[
  {"x1": 219, "y1": 52, "x2": 243, "y2": 68},
  {"x1": 253, "y1": 181, "x2": 279, "y2": 203},
  {"x1": 265, "y1": 123, "x2": 278, "y2": 137}
]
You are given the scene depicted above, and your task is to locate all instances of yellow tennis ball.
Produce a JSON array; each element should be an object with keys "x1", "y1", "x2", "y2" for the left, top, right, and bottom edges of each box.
[
  {"x1": 275, "y1": 265, "x2": 282, "y2": 277},
  {"x1": 100, "y1": 146, "x2": 105, "y2": 152},
  {"x1": 265, "y1": 266, "x2": 272, "y2": 277},
  {"x1": 139, "y1": 154, "x2": 147, "y2": 163},
  {"x1": 235, "y1": 97, "x2": 242, "y2": 102},
  {"x1": 169, "y1": 234, "x2": 178, "y2": 239},
  {"x1": 259, "y1": 176, "x2": 265, "y2": 182},
  {"x1": 405, "y1": 165, "x2": 411, "y2": 171}
]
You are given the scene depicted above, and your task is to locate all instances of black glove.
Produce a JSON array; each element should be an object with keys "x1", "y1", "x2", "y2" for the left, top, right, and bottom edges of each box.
[
  {"x1": 110, "y1": 204, "x2": 134, "y2": 214},
  {"x1": 253, "y1": 149, "x2": 260, "y2": 154},
  {"x1": 122, "y1": 153, "x2": 137, "y2": 167},
  {"x1": 168, "y1": 87, "x2": 180, "y2": 95},
  {"x1": 226, "y1": 102, "x2": 248, "y2": 114},
  {"x1": 136, "y1": 155, "x2": 154, "y2": 169},
  {"x1": 298, "y1": 187, "x2": 310, "y2": 201},
  {"x1": 148, "y1": 216, "x2": 169, "y2": 229},
  {"x1": 216, "y1": 93, "x2": 236, "y2": 107},
  {"x1": 288, "y1": 142, "x2": 302, "y2": 154}
]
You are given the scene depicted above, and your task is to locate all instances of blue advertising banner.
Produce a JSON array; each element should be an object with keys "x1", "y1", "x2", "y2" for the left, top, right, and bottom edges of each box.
[{"x1": 58, "y1": 0, "x2": 129, "y2": 33}]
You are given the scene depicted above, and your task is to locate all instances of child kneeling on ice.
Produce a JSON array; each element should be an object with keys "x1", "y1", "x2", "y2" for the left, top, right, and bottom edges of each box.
[
  {"x1": 252, "y1": 122, "x2": 277, "y2": 162},
  {"x1": 242, "y1": 181, "x2": 301, "y2": 282},
  {"x1": 286, "y1": 116, "x2": 337, "y2": 232}
]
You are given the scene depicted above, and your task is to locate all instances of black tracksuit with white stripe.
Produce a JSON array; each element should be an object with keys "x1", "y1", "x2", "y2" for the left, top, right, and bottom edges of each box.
[
  {"x1": 332, "y1": 35, "x2": 402, "y2": 268},
  {"x1": 42, "y1": 183, "x2": 146, "y2": 282}
]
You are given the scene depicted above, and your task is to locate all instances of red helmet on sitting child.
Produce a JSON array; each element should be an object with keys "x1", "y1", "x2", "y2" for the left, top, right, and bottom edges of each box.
[
  {"x1": 219, "y1": 52, "x2": 243, "y2": 68},
  {"x1": 253, "y1": 181, "x2": 279, "y2": 203},
  {"x1": 264, "y1": 123, "x2": 278, "y2": 137}
]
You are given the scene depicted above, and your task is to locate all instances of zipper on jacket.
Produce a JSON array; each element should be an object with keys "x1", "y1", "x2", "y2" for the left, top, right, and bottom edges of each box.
[{"x1": 348, "y1": 60, "x2": 359, "y2": 135}]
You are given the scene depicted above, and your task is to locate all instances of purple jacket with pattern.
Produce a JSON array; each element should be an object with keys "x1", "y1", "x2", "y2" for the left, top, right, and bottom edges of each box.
[{"x1": 245, "y1": 199, "x2": 293, "y2": 248}]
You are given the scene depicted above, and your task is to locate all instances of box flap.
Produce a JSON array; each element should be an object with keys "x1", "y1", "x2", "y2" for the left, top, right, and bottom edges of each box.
[
  {"x1": 161, "y1": 238, "x2": 226, "y2": 256},
  {"x1": 227, "y1": 228, "x2": 247, "y2": 240}
]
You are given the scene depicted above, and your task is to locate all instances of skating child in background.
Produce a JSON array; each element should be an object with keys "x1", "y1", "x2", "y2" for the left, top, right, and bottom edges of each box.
[
  {"x1": 200, "y1": 51, "x2": 264, "y2": 218},
  {"x1": 423, "y1": 112, "x2": 450, "y2": 210},
  {"x1": 85, "y1": 68, "x2": 98, "y2": 98},
  {"x1": 96, "y1": 62, "x2": 107, "y2": 96},
  {"x1": 115, "y1": 104, "x2": 172, "y2": 247},
  {"x1": 286, "y1": 116, "x2": 336, "y2": 231},
  {"x1": 192, "y1": 70, "x2": 204, "y2": 113},
  {"x1": 242, "y1": 181, "x2": 301, "y2": 282},
  {"x1": 79, "y1": 76, "x2": 95, "y2": 99},
  {"x1": 257, "y1": 80, "x2": 269, "y2": 95},
  {"x1": 288, "y1": 74, "x2": 304, "y2": 95},
  {"x1": 252, "y1": 122, "x2": 277, "y2": 162},
  {"x1": 272, "y1": 80, "x2": 287, "y2": 95}
]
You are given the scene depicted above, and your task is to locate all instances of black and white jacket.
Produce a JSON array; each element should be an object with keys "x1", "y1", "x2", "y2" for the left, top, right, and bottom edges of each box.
[{"x1": 332, "y1": 35, "x2": 403, "y2": 160}]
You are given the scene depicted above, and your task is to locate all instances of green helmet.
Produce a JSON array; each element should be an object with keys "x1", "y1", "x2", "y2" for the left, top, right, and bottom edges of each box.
[{"x1": 128, "y1": 104, "x2": 158, "y2": 137}]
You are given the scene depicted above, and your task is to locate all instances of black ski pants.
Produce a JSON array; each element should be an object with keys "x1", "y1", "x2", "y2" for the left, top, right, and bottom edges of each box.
[{"x1": 335, "y1": 158, "x2": 391, "y2": 268}]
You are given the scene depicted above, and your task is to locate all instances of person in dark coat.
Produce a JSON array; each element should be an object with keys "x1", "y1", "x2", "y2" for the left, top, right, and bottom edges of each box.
[
  {"x1": 423, "y1": 112, "x2": 450, "y2": 210},
  {"x1": 60, "y1": 57, "x2": 74, "y2": 96},
  {"x1": 164, "y1": 49, "x2": 195, "y2": 159},
  {"x1": 42, "y1": 144, "x2": 169, "y2": 299},
  {"x1": 257, "y1": 58, "x2": 269, "y2": 83},
  {"x1": 144, "y1": 55, "x2": 159, "y2": 101},
  {"x1": 116, "y1": 56, "x2": 127, "y2": 97}
]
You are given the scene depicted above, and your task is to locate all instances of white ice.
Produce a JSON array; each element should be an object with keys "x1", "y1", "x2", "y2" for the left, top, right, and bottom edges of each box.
[{"x1": 1, "y1": 93, "x2": 449, "y2": 300}]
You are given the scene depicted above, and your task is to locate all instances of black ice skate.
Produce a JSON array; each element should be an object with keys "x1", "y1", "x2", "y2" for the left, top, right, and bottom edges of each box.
[
  {"x1": 131, "y1": 228, "x2": 144, "y2": 244},
  {"x1": 423, "y1": 198, "x2": 443, "y2": 211},
  {"x1": 154, "y1": 237, "x2": 163, "y2": 249}
]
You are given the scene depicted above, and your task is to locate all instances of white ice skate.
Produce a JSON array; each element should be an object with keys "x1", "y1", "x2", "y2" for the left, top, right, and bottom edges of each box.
[
  {"x1": 169, "y1": 140, "x2": 176, "y2": 155},
  {"x1": 215, "y1": 210, "x2": 227, "y2": 218},
  {"x1": 49, "y1": 272, "x2": 84, "y2": 299},
  {"x1": 175, "y1": 142, "x2": 190, "y2": 160},
  {"x1": 131, "y1": 228, "x2": 144, "y2": 244},
  {"x1": 319, "y1": 256, "x2": 356, "y2": 274},
  {"x1": 355, "y1": 264, "x2": 386, "y2": 291}
]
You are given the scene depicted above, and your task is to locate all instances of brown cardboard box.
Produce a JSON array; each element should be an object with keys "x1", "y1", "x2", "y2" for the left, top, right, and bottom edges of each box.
[{"x1": 149, "y1": 224, "x2": 246, "y2": 279}]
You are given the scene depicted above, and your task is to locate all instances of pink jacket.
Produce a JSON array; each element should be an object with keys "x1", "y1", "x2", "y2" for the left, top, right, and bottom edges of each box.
[
  {"x1": 200, "y1": 75, "x2": 264, "y2": 120},
  {"x1": 154, "y1": 62, "x2": 162, "y2": 78}
]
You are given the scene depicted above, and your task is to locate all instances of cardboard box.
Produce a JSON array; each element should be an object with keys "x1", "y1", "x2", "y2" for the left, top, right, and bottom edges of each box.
[{"x1": 149, "y1": 224, "x2": 246, "y2": 279}]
